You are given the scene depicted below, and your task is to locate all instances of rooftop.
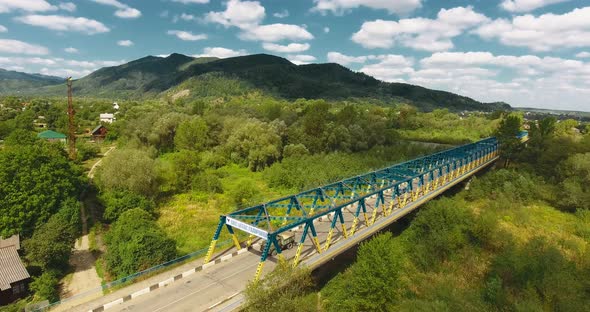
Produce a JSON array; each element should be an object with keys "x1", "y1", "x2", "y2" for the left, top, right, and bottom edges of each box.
[
  {"x1": 0, "y1": 246, "x2": 30, "y2": 291},
  {"x1": 37, "y1": 130, "x2": 66, "y2": 140},
  {"x1": 0, "y1": 235, "x2": 20, "y2": 250}
]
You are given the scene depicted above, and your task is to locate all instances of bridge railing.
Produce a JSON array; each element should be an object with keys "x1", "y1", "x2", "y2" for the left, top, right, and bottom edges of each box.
[{"x1": 204, "y1": 137, "x2": 499, "y2": 280}]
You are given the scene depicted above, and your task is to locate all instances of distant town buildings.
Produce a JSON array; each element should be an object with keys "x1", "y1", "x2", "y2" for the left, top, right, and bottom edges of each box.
[{"x1": 100, "y1": 113, "x2": 115, "y2": 123}]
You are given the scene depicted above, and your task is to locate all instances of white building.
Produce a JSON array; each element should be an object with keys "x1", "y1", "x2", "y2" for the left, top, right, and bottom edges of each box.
[
  {"x1": 113, "y1": 102, "x2": 120, "y2": 110},
  {"x1": 100, "y1": 113, "x2": 115, "y2": 123}
]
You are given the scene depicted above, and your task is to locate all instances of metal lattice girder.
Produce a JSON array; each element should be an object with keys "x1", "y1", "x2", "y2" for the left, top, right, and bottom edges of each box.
[{"x1": 207, "y1": 137, "x2": 499, "y2": 268}]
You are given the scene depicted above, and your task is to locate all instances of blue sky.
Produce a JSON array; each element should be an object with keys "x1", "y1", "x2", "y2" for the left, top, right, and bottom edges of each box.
[{"x1": 1, "y1": 0, "x2": 590, "y2": 111}]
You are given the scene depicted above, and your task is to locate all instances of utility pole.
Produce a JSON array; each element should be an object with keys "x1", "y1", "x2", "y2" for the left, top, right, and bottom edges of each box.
[{"x1": 67, "y1": 77, "x2": 76, "y2": 160}]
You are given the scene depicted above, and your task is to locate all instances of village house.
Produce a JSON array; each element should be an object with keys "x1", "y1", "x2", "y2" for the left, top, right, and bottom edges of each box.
[
  {"x1": 99, "y1": 113, "x2": 115, "y2": 123},
  {"x1": 91, "y1": 125, "x2": 107, "y2": 142},
  {"x1": 37, "y1": 130, "x2": 67, "y2": 143},
  {"x1": 0, "y1": 235, "x2": 30, "y2": 306}
]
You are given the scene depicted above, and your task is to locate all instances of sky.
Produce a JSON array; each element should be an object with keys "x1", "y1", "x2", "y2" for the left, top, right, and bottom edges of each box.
[{"x1": 0, "y1": 0, "x2": 590, "y2": 111}]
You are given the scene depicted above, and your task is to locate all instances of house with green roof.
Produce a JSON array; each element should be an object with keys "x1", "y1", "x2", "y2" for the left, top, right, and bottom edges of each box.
[{"x1": 37, "y1": 130, "x2": 67, "y2": 143}]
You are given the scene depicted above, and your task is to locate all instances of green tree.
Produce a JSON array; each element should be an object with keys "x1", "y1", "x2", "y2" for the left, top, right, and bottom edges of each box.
[
  {"x1": 24, "y1": 202, "x2": 80, "y2": 270},
  {"x1": 0, "y1": 143, "x2": 83, "y2": 237},
  {"x1": 495, "y1": 115, "x2": 523, "y2": 167},
  {"x1": 174, "y1": 117, "x2": 209, "y2": 151},
  {"x1": 406, "y1": 198, "x2": 475, "y2": 268},
  {"x1": 105, "y1": 209, "x2": 176, "y2": 279},
  {"x1": 323, "y1": 232, "x2": 406, "y2": 312},
  {"x1": 557, "y1": 153, "x2": 590, "y2": 211},
  {"x1": 224, "y1": 119, "x2": 282, "y2": 171},
  {"x1": 95, "y1": 148, "x2": 158, "y2": 197},
  {"x1": 99, "y1": 190, "x2": 155, "y2": 222},
  {"x1": 245, "y1": 261, "x2": 315, "y2": 312},
  {"x1": 29, "y1": 270, "x2": 60, "y2": 302}
]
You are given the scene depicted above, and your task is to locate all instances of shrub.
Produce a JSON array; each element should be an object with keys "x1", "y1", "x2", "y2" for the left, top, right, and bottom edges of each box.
[
  {"x1": 105, "y1": 209, "x2": 176, "y2": 279},
  {"x1": 99, "y1": 190, "x2": 154, "y2": 223},
  {"x1": 405, "y1": 198, "x2": 475, "y2": 269},
  {"x1": 76, "y1": 141, "x2": 100, "y2": 161},
  {"x1": 29, "y1": 270, "x2": 60, "y2": 302}
]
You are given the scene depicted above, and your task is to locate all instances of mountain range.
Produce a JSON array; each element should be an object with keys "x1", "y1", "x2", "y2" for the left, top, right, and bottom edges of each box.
[
  {"x1": 0, "y1": 68, "x2": 63, "y2": 93},
  {"x1": 0, "y1": 53, "x2": 510, "y2": 112}
]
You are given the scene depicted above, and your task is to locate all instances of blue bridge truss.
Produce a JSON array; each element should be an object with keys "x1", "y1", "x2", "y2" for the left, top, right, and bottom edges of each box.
[{"x1": 204, "y1": 137, "x2": 499, "y2": 280}]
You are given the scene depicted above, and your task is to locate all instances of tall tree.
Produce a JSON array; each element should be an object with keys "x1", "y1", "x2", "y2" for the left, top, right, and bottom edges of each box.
[
  {"x1": 0, "y1": 142, "x2": 83, "y2": 237},
  {"x1": 495, "y1": 115, "x2": 523, "y2": 167}
]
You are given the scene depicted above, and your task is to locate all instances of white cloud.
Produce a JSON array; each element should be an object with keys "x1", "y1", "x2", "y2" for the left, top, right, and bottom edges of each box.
[
  {"x1": 204, "y1": 0, "x2": 265, "y2": 29},
  {"x1": 0, "y1": 39, "x2": 49, "y2": 55},
  {"x1": 262, "y1": 42, "x2": 310, "y2": 53},
  {"x1": 117, "y1": 39, "x2": 133, "y2": 47},
  {"x1": 40, "y1": 67, "x2": 92, "y2": 78},
  {"x1": 474, "y1": 7, "x2": 590, "y2": 51},
  {"x1": 0, "y1": 56, "x2": 125, "y2": 78},
  {"x1": 115, "y1": 7, "x2": 141, "y2": 18},
  {"x1": 64, "y1": 47, "x2": 78, "y2": 53},
  {"x1": 240, "y1": 23, "x2": 313, "y2": 42},
  {"x1": 0, "y1": 0, "x2": 56, "y2": 13},
  {"x1": 89, "y1": 0, "x2": 141, "y2": 19},
  {"x1": 313, "y1": 0, "x2": 422, "y2": 15},
  {"x1": 273, "y1": 10, "x2": 289, "y2": 18},
  {"x1": 500, "y1": 0, "x2": 571, "y2": 12},
  {"x1": 58, "y1": 2, "x2": 76, "y2": 12},
  {"x1": 351, "y1": 6, "x2": 489, "y2": 51},
  {"x1": 411, "y1": 51, "x2": 590, "y2": 110},
  {"x1": 0, "y1": 24, "x2": 6, "y2": 32},
  {"x1": 178, "y1": 13, "x2": 195, "y2": 21},
  {"x1": 576, "y1": 51, "x2": 590, "y2": 58},
  {"x1": 360, "y1": 55, "x2": 415, "y2": 81},
  {"x1": 171, "y1": 0, "x2": 209, "y2": 3},
  {"x1": 288, "y1": 54, "x2": 316, "y2": 65},
  {"x1": 194, "y1": 47, "x2": 247, "y2": 58},
  {"x1": 15, "y1": 15, "x2": 110, "y2": 34},
  {"x1": 167, "y1": 30, "x2": 207, "y2": 41},
  {"x1": 327, "y1": 51, "x2": 369, "y2": 66},
  {"x1": 323, "y1": 27, "x2": 330, "y2": 33}
]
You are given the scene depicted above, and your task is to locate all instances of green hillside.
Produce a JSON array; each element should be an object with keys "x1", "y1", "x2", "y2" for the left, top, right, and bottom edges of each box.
[
  {"x1": 0, "y1": 53, "x2": 510, "y2": 112},
  {"x1": 0, "y1": 68, "x2": 63, "y2": 92}
]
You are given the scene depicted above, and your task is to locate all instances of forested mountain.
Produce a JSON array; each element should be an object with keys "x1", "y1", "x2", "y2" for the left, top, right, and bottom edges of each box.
[
  {"x1": 0, "y1": 68, "x2": 63, "y2": 92},
  {"x1": 0, "y1": 54, "x2": 510, "y2": 112}
]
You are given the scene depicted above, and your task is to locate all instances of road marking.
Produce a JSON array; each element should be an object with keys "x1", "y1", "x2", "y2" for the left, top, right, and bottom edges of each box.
[
  {"x1": 207, "y1": 292, "x2": 240, "y2": 310},
  {"x1": 149, "y1": 263, "x2": 257, "y2": 312}
]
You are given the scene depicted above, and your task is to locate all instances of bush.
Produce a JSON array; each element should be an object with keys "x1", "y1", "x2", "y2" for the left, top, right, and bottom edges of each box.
[
  {"x1": 99, "y1": 190, "x2": 154, "y2": 222},
  {"x1": 245, "y1": 261, "x2": 315, "y2": 312},
  {"x1": 95, "y1": 148, "x2": 158, "y2": 197},
  {"x1": 24, "y1": 200, "x2": 80, "y2": 270},
  {"x1": 486, "y1": 237, "x2": 590, "y2": 311},
  {"x1": 76, "y1": 141, "x2": 100, "y2": 161},
  {"x1": 405, "y1": 198, "x2": 476, "y2": 269},
  {"x1": 323, "y1": 232, "x2": 406, "y2": 312},
  {"x1": 105, "y1": 209, "x2": 176, "y2": 279},
  {"x1": 29, "y1": 270, "x2": 60, "y2": 302},
  {"x1": 228, "y1": 179, "x2": 261, "y2": 209}
]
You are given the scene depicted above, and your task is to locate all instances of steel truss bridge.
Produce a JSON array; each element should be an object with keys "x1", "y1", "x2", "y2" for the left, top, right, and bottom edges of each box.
[{"x1": 204, "y1": 137, "x2": 500, "y2": 281}]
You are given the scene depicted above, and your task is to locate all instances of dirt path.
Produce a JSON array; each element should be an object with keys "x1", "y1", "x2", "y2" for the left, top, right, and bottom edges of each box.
[
  {"x1": 61, "y1": 146, "x2": 115, "y2": 298},
  {"x1": 61, "y1": 235, "x2": 102, "y2": 298},
  {"x1": 88, "y1": 146, "x2": 115, "y2": 179}
]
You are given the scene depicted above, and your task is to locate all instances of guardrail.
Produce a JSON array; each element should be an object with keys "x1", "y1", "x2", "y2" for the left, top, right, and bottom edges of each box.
[{"x1": 33, "y1": 239, "x2": 232, "y2": 311}]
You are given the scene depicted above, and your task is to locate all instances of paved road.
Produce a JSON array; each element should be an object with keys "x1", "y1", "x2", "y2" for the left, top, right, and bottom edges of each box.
[{"x1": 67, "y1": 156, "x2": 496, "y2": 312}]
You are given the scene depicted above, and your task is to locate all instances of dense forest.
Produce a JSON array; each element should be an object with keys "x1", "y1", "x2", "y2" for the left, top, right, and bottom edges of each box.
[{"x1": 0, "y1": 86, "x2": 588, "y2": 311}]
